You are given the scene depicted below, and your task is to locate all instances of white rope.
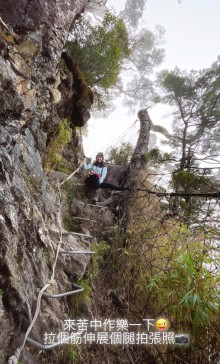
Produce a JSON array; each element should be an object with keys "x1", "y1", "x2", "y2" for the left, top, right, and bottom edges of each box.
[
  {"x1": 8, "y1": 280, "x2": 53, "y2": 363},
  {"x1": 8, "y1": 181, "x2": 64, "y2": 363},
  {"x1": 0, "y1": 16, "x2": 19, "y2": 39},
  {"x1": 60, "y1": 159, "x2": 85, "y2": 185},
  {"x1": 8, "y1": 348, "x2": 22, "y2": 364}
]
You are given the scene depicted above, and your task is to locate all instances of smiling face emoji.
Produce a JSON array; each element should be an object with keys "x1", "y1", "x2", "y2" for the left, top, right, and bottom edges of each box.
[{"x1": 155, "y1": 318, "x2": 169, "y2": 332}]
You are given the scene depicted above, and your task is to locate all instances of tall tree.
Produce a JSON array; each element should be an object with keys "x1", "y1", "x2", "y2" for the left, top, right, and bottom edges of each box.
[
  {"x1": 157, "y1": 58, "x2": 220, "y2": 171},
  {"x1": 121, "y1": 26, "x2": 165, "y2": 110},
  {"x1": 67, "y1": 9, "x2": 164, "y2": 114},
  {"x1": 120, "y1": 0, "x2": 148, "y2": 28},
  {"x1": 154, "y1": 59, "x2": 220, "y2": 219}
]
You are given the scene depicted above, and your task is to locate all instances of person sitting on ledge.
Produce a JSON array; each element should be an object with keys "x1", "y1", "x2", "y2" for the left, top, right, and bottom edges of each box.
[{"x1": 83, "y1": 152, "x2": 130, "y2": 203}]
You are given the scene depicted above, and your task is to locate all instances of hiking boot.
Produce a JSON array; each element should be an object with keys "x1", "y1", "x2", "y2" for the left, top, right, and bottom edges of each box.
[
  {"x1": 92, "y1": 191, "x2": 99, "y2": 203},
  {"x1": 125, "y1": 183, "x2": 135, "y2": 192},
  {"x1": 124, "y1": 186, "x2": 131, "y2": 191}
]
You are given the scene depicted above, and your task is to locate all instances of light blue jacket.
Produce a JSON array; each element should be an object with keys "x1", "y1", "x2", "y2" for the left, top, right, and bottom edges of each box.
[{"x1": 84, "y1": 162, "x2": 107, "y2": 184}]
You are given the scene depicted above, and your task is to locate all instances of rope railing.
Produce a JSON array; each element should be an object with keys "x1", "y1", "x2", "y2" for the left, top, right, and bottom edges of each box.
[
  {"x1": 60, "y1": 159, "x2": 86, "y2": 186},
  {"x1": 8, "y1": 281, "x2": 55, "y2": 364}
]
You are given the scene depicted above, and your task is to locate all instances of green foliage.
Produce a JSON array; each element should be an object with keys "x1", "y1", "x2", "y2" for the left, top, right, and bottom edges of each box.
[
  {"x1": 161, "y1": 70, "x2": 195, "y2": 102},
  {"x1": 111, "y1": 211, "x2": 220, "y2": 360},
  {"x1": 87, "y1": 240, "x2": 110, "y2": 280},
  {"x1": 155, "y1": 60, "x2": 220, "y2": 222},
  {"x1": 73, "y1": 278, "x2": 92, "y2": 312},
  {"x1": 38, "y1": 248, "x2": 49, "y2": 264},
  {"x1": 75, "y1": 125, "x2": 88, "y2": 137},
  {"x1": 62, "y1": 186, "x2": 85, "y2": 232},
  {"x1": 65, "y1": 187, "x2": 80, "y2": 205},
  {"x1": 23, "y1": 174, "x2": 41, "y2": 196},
  {"x1": 64, "y1": 344, "x2": 80, "y2": 362},
  {"x1": 147, "y1": 239, "x2": 220, "y2": 337},
  {"x1": 103, "y1": 179, "x2": 220, "y2": 360},
  {"x1": 52, "y1": 161, "x2": 74, "y2": 175},
  {"x1": 37, "y1": 344, "x2": 80, "y2": 363},
  {"x1": 63, "y1": 217, "x2": 81, "y2": 233},
  {"x1": 67, "y1": 11, "x2": 130, "y2": 90},
  {"x1": 145, "y1": 147, "x2": 172, "y2": 164},
  {"x1": 171, "y1": 171, "x2": 211, "y2": 217},
  {"x1": 0, "y1": 288, "x2": 3, "y2": 298},
  {"x1": 65, "y1": 10, "x2": 164, "y2": 112},
  {"x1": 72, "y1": 241, "x2": 110, "y2": 314},
  {"x1": 107, "y1": 142, "x2": 133, "y2": 164},
  {"x1": 172, "y1": 171, "x2": 209, "y2": 192},
  {"x1": 44, "y1": 119, "x2": 72, "y2": 170}
]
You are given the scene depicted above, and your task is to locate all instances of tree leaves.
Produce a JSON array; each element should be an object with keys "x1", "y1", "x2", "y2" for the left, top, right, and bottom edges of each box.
[
  {"x1": 120, "y1": 0, "x2": 147, "y2": 28},
  {"x1": 67, "y1": 11, "x2": 130, "y2": 91},
  {"x1": 107, "y1": 142, "x2": 133, "y2": 164}
]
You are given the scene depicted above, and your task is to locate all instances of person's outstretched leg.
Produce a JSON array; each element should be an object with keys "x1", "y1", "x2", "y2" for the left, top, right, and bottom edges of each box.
[{"x1": 99, "y1": 182, "x2": 130, "y2": 191}]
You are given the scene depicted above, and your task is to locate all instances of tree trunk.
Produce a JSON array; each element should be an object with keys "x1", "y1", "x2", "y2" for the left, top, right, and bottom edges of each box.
[{"x1": 130, "y1": 108, "x2": 152, "y2": 171}]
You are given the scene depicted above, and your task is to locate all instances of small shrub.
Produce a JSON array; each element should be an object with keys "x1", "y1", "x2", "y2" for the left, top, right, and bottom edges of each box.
[
  {"x1": 38, "y1": 248, "x2": 49, "y2": 264},
  {"x1": 172, "y1": 170, "x2": 209, "y2": 192},
  {"x1": 37, "y1": 344, "x2": 80, "y2": 363},
  {"x1": 71, "y1": 241, "x2": 110, "y2": 315},
  {"x1": 23, "y1": 174, "x2": 41, "y2": 196},
  {"x1": 63, "y1": 217, "x2": 81, "y2": 233},
  {"x1": 44, "y1": 119, "x2": 72, "y2": 170},
  {"x1": 107, "y1": 142, "x2": 133, "y2": 164},
  {"x1": 145, "y1": 148, "x2": 172, "y2": 164}
]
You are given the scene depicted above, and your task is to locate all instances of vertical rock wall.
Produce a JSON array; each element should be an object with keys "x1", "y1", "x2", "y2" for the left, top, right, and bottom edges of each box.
[{"x1": 0, "y1": 1, "x2": 90, "y2": 362}]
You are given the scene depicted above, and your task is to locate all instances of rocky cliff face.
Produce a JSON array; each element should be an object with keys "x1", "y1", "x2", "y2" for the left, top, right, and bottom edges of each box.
[{"x1": 0, "y1": 1, "x2": 92, "y2": 362}]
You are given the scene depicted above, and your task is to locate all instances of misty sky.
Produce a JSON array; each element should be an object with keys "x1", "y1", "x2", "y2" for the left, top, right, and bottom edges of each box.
[{"x1": 83, "y1": 0, "x2": 220, "y2": 158}]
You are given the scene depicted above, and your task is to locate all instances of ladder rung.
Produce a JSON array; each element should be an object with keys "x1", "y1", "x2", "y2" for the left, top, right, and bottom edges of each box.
[
  {"x1": 59, "y1": 250, "x2": 95, "y2": 254},
  {"x1": 62, "y1": 231, "x2": 92, "y2": 238},
  {"x1": 42, "y1": 284, "x2": 83, "y2": 298},
  {"x1": 27, "y1": 335, "x2": 75, "y2": 349},
  {"x1": 87, "y1": 204, "x2": 108, "y2": 209},
  {"x1": 73, "y1": 217, "x2": 97, "y2": 222}
]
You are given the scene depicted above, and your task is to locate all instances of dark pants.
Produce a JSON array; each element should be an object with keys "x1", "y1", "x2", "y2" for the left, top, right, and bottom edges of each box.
[{"x1": 85, "y1": 174, "x2": 127, "y2": 193}]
